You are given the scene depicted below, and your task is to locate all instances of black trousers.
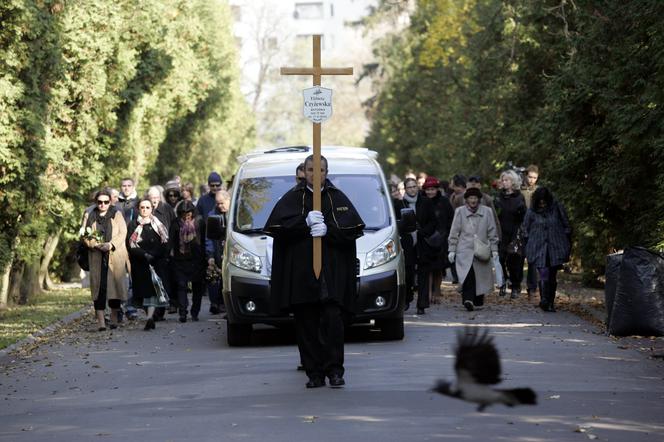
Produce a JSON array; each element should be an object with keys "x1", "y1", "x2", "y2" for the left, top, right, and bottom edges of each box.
[
  {"x1": 292, "y1": 301, "x2": 345, "y2": 381},
  {"x1": 499, "y1": 251, "x2": 525, "y2": 289},
  {"x1": 416, "y1": 267, "x2": 431, "y2": 309},
  {"x1": 174, "y1": 266, "x2": 204, "y2": 317},
  {"x1": 526, "y1": 260, "x2": 538, "y2": 291},
  {"x1": 461, "y1": 266, "x2": 484, "y2": 307}
]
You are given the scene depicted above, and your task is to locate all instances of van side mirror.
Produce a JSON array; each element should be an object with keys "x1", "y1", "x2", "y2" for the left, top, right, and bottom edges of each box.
[
  {"x1": 206, "y1": 214, "x2": 226, "y2": 240},
  {"x1": 398, "y1": 208, "x2": 416, "y2": 233}
]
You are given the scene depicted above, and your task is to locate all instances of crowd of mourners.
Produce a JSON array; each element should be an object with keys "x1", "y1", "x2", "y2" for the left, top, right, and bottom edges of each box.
[
  {"x1": 80, "y1": 173, "x2": 231, "y2": 331},
  {"x1": 80, "y1": 163, "x2": 572, "y2": 333},
  {"x1": 389, "y1": 165, "x2": 572, "y2": 315}
]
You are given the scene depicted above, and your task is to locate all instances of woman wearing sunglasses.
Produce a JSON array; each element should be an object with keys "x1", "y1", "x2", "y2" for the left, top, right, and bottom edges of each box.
[
  {"x1": 83, "y1": 189, "x2": 129, "y2": 331},
  {"x1": 127, "y1": 198, "x2": 170, "y2": 330}
]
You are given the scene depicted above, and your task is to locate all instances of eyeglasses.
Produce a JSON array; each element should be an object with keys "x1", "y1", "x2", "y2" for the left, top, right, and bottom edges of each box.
[
  {"x1": 97, "y1": 200, "x2": 110, "y2": 205},
  {"x1": 167, "y1": 193, "x2": 178, "y2": 198},
  {"x1": 209, "y1": 183, "x2": 222, "y2": 188}
]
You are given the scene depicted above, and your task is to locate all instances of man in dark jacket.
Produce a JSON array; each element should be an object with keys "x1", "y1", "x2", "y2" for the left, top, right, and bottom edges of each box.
[
  {"x1": 118, "y1": 178, "x2": 139, "y2": 224},
  {"x1": 205, "y1": 190, "x2": 230, "y2": 314},
  {"x1": 196, "y1": 171, "x2": 223, "y2": 223},
  {"x1": 264, "y1": 155, "x2": 365, "y2": 389}
]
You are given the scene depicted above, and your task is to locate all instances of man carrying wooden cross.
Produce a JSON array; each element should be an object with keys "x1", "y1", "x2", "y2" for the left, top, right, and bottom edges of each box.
[{"x1": 264, "y1": 155, "x2": 365, "y2": 388}]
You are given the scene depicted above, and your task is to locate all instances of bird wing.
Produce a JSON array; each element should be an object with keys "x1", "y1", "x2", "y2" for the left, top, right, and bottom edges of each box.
[{"x1": 454, "y1": 327, "x2": 502, "y2": 385}]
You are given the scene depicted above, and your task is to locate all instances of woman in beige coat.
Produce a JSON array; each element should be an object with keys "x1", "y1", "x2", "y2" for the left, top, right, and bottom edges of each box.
[
  {"x1": 82, "y1": 189, "x2": 129, "y2": 330},
  {"x1": 447, "y1": 187, "x2": 499, "y2": 311}
]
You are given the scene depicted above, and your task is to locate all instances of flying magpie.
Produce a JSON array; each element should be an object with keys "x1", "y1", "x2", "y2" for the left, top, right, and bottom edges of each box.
[{"x1": 432, "y1": 327, "x2": 537, "y2": 412}]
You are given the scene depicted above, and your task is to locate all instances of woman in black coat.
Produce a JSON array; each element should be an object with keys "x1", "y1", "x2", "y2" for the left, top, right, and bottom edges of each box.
[
  {"x1": 494, "y1": 170, "x2": 527, "y2": 298},
  {"x1": 522, "y1": 187, "x2": 571, "y2": 312},
  {"x1": 169, "y1": 201, "x2": 207, "y2": 322},
  {"x1": 422, "y1": 177, "x2": 454, "y2": 301},
  {"x1": 126, "y1": 198, "x2": 170, "y2": 330},
  {"x1": 402, "y1": 177, "x2": 437, "y2": 314}
]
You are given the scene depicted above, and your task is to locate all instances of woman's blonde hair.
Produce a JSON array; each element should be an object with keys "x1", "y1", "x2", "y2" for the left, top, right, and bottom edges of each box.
[{"x1": 500, "y1": 170, "x2": 522, "y2": 190}]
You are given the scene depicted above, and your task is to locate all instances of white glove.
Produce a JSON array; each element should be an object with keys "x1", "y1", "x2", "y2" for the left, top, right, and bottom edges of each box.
[
  {"x1": 448, "y1": 252, "x2": 455, "y2": 263},
  {"x1": 310, "y1": 222, "x2": 327, "y2": 237},
  {"x1": 306, "y1": 210, "x2": 324, "y2": 227},
  {"x1": 492, "y1": 251, "x2": 499, "y2": 258}
]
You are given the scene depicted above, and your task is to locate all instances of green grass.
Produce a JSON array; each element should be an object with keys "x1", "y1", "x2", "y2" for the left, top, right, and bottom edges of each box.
[{"x1": 0, "y1": 288, "x2": 90, "y2": 350}]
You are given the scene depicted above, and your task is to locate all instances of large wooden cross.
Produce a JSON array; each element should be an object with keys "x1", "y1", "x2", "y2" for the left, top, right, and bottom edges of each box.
[{"x1": 280, "y1": 35, "x2": 353, "y2": 278}]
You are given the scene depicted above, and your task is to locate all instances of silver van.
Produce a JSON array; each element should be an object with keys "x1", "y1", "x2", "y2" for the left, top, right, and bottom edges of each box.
[{"x1": 211, "y1": 146, "x2": 407, "y2": 346}]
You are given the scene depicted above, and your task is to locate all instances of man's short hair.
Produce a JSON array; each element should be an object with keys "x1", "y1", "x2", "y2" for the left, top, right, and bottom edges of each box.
[
  {"x1": 304, "y1": 155, "x2": 328, "y2": 171},
  {"x1": 296, "y1": 163, "x2": 305, "y2": 174},
  {"x1": 120, "y1": 177, "x2": 134, "y2": 184},
  {"x1": 452, "y1": 174, "x2": 466, "y2": 187},
  {"x1": 468, "y1": 175, "x2": 482, "y2": 183},
  {"x1": 527, "y1": 164, "x2": 539, "y2": 175}
]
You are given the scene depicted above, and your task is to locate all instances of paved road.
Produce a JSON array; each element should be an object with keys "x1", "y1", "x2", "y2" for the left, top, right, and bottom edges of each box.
[{"x1": 1, "y1": 290, "x2": 663, "y2": 442}]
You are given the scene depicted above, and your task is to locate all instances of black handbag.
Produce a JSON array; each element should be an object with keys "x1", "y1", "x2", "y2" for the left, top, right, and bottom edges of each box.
[
  {"x1": 424, "y1": 231, "x2": 444, "y2": 249},
  {"x1": 76, "y1": 241, "x2": 89, "y2": 271}
]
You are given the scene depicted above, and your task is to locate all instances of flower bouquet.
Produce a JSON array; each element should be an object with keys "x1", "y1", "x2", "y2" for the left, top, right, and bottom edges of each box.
[
  {"x1": 205, "y1": 263, "x2": 222, "y2": 283},
  {"x1": 82, "y1": 226, "x2": 104, "y2": 246}
]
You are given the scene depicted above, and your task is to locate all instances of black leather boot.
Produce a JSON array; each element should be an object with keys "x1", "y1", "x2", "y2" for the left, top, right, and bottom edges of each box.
[
  {"x1": 546, "y1": 280, "x2": 557, "y2": 312},
  {"x1": 538, "y1": 281, "x2": 549, "y2": 311}
]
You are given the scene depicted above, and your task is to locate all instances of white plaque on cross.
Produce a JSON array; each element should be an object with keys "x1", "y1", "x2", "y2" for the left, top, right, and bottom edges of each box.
[{"x1": 303, "y1": 86, "x2": 333, "y2": 123}]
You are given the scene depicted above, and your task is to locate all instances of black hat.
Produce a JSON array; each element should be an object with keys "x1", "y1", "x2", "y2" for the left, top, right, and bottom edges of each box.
[{"x1": 463, "y1": 187, "x2": 483, "y2": 199}]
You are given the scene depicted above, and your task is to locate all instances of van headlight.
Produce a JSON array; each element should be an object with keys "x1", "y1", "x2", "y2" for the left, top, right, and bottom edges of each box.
[
  {"x1": 365, "y1": 238, "x2": 397, "y2": 269},
  {"x1": 229, "y1": 243, "x2": 262, "y2": 273}
]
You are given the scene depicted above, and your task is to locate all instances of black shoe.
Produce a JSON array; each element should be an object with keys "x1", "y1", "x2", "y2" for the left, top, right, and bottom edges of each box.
[
  {"x1": 191, "y1": 315, "x2": 199, "y2": 322},
  {"x1": 179, "y1": 315, "x2": 187, "y2": 323},
  {"x1": 97, "y1": 326, "x2": 106, "y2": 332},
  {"x1": 297, "y1": 365, "x2": 305, "y2": 371},
  {"x1": 499, "y1": 285, "x2": 507, "y2": 297},
  {"x1": 464, "y1": 300, "x2": 474, "y2": 311},
  {"x1": 416, "y1": 308, "x2": 425, "y2": 315},
  {"x1": 404, "y1": 303, "x2": 410, "y2": 312},
  {"x1": 144, "y1": 318, "x2": 155, "y2": 331},
  {"x1": 510, "y1": 288, "x2": 519, "y2": 299},
  {"x1": 109, "y1": 323, "x2": 118, "y2": 330},
  {"x1": 209, "y1": 305, "x2": 220, "y2": 315},
  {"x1": 306, "y1": 377, "x2": 325, "y2": 388},
  {"x1": 328, "y1": 374, "x2": 345, "y2": 388}
]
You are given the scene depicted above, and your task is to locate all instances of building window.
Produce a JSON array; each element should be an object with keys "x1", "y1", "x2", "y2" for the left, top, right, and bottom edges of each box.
[{"x1": 293, "y1": 2, "x2": 324, "y2": 20}]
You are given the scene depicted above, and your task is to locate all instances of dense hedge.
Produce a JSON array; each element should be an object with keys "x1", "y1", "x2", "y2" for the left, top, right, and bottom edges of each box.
[
  {"x1": 0, "y1": 0, "x2": 254, "y2": 301},
  {"x1": 365, "y1": 0, "x2": 664, "y2": 283}
]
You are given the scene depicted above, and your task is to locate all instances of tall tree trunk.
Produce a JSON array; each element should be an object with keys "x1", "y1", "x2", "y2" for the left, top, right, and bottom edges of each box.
[
  {"x1": 9, "y1": 261, "x2": 24, "y2": 304},
  {"x1": 0, "y1": 262, "x2": 11, "y2": 309},
  {"x1": 39, "y1": 229, "x2": 62, "y2": 291},
  {"x1": 19, "y1": 257, "x2": 42, "y2": 305}
]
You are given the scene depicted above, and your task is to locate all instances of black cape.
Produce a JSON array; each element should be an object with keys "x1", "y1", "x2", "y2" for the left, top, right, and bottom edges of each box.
[{"x1": 264, "y1": 180, "x2": 365, "y2": 312}]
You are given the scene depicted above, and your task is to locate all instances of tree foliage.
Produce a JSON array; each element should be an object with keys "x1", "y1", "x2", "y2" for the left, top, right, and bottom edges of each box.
[
  {"x1": 365, "y1": 0, "x2": 664, "y2": 283},
  {"x1": 0, "y1": 0, "x2": 253, "y2": 302}
]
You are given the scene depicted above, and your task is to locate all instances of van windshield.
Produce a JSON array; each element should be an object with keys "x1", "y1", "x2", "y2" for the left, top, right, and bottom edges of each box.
[{"x1": 234, "y1": 174, "x2": 390, "y2": 232}]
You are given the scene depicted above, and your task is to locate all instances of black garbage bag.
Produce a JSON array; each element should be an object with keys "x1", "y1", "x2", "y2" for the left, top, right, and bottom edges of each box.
[
  {"x1": 604, "y1": 252, "x2": 623, "y2": 328},
  {"x1": 608, "y1": 246, "x2": 664, "y2": 337}
]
